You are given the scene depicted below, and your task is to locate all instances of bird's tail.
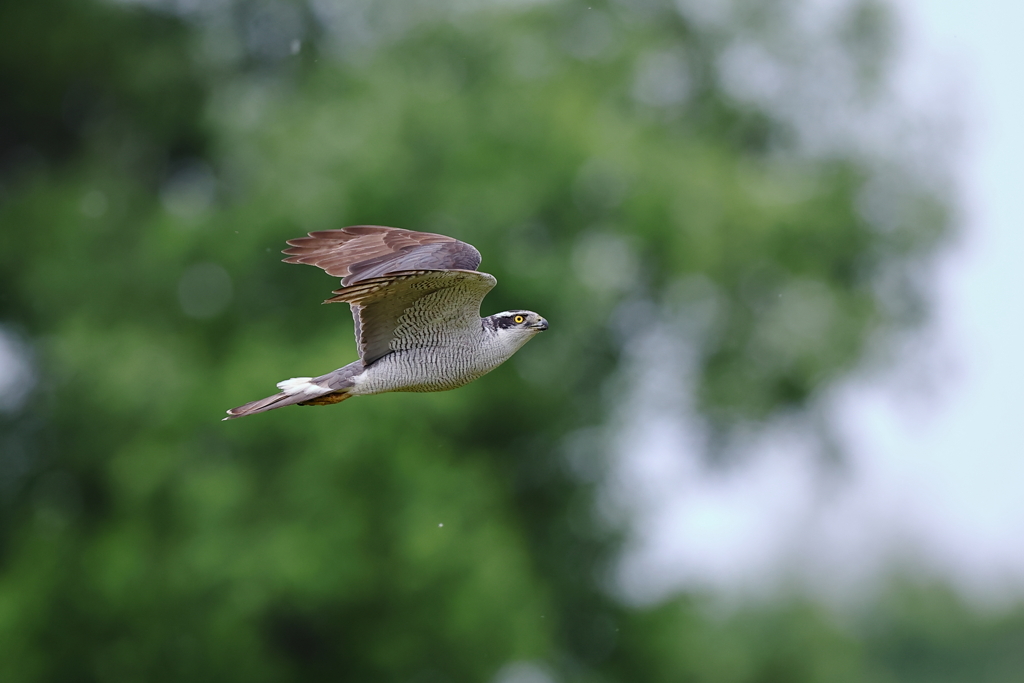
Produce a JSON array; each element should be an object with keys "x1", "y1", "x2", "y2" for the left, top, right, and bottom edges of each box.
[{"x1": 223, "y1": 363, "x2": 360, "y2": 420}]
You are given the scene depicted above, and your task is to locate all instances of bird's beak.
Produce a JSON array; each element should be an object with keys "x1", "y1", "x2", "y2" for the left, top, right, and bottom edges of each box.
[{"x1": 532, "y1": 318, "x2": 549, "y2": 331}]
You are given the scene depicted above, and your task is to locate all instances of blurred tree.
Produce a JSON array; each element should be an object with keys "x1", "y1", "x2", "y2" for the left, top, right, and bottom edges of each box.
[{"x1": 3, "y1": 0, "x2": 1016, "y2": 682}]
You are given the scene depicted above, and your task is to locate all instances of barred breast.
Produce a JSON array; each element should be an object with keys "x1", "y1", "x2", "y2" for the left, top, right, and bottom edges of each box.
[
  {"x1": 350, "y1": 324, "x2": 520, "y2": 395},
  {"x1": 353, "y1": 347, "x2": 486, "y2": 394}
]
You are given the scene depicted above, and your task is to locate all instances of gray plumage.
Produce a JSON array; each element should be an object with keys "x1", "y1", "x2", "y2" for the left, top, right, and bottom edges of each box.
[{"x1": 224, "y1": 225, "x2": 548, "y2": 420}]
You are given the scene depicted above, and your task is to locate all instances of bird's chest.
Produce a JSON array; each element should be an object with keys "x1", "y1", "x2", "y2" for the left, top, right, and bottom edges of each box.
[{"x1": 360, "y1": 342, "x2": 495, "y2": 394}]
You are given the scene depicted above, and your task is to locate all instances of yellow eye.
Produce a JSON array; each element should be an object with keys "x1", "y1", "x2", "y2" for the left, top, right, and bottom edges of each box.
[{"x1": 513, "y1": 315, "x2": 525, "y2": 324}]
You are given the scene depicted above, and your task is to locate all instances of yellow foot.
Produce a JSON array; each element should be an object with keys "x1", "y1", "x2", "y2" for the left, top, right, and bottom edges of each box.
[{"x1": 298, "y1": 392, "x2": 351, "y2": 406}]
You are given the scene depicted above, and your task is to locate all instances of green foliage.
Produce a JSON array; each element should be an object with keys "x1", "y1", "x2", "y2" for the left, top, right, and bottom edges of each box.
[
  {"x1": 862, "y1": 583, "x2": 1024, "y2": 683},
  {"x1": 0, "y1": 0, "x2": 1015, "y2": 681}
]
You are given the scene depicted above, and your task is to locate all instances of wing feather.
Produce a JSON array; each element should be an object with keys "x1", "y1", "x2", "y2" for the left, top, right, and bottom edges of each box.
[
  {"x1": 282, "y1": 225, "x2": 482, "y2": 285},
  {"x1": 281, "y1": 226, "x2": 493, "y2": 365},
  {"x1": 326, "y1": 270, "x2": 497, "y2": 365}
]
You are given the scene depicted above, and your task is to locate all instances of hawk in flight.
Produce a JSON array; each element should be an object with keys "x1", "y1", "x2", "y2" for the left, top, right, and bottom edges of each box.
[{"x1": 225, "y1": 226, "x2": 548, "y2": 419}]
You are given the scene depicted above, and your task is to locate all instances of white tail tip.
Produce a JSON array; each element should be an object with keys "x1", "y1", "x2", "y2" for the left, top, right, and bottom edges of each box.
[{"x1": 276, "y1": 377, "x2": 329, "y2": 397}]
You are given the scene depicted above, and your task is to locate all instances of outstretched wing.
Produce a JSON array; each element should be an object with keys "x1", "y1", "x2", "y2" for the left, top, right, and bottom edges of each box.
[
  {"x1": 282, "y1": 226, "x2": 494, "y2": 366},
  {"x1": 327, "y1": 270, "x2": 497, "y2": 365},
  {"x1": 282, "y1": 225, "x2": 482, "y2": 286}
]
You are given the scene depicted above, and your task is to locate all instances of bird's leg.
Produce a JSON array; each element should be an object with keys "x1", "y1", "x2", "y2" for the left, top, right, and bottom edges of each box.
[{"x1": 298, "y1": 392, "x2": 352, "y2": 406}]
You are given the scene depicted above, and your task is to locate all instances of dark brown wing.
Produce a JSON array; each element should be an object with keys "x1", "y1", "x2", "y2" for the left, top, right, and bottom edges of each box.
[{"x1": 282, "y1": 225, "x2": 482, "y2": 286}]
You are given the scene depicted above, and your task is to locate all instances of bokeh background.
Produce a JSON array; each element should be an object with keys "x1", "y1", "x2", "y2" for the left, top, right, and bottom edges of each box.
[{"x1": 1, "y1": 0, "x2": 1022, "y2": 681}]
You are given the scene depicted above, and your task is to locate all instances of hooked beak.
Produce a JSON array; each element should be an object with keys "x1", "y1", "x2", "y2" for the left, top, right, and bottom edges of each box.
[{"x1": 532, "y1": 318, "x2": 549, "y2": 331}]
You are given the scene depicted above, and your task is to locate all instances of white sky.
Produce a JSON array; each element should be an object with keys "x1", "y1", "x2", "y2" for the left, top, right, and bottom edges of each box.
[{"x1": 614, "y1": 0, "x2": 1024, "y2": 605}]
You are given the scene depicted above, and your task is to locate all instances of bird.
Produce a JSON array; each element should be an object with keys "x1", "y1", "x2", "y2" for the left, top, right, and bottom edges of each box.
[{"x1": 224, "y1": 225, "x2": 548, "y2": 420}]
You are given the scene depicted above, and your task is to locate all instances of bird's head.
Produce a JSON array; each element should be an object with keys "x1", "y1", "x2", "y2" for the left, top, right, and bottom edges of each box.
[{"x1": 485, "y1": 310, "x2": 549, "y2": 348}]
